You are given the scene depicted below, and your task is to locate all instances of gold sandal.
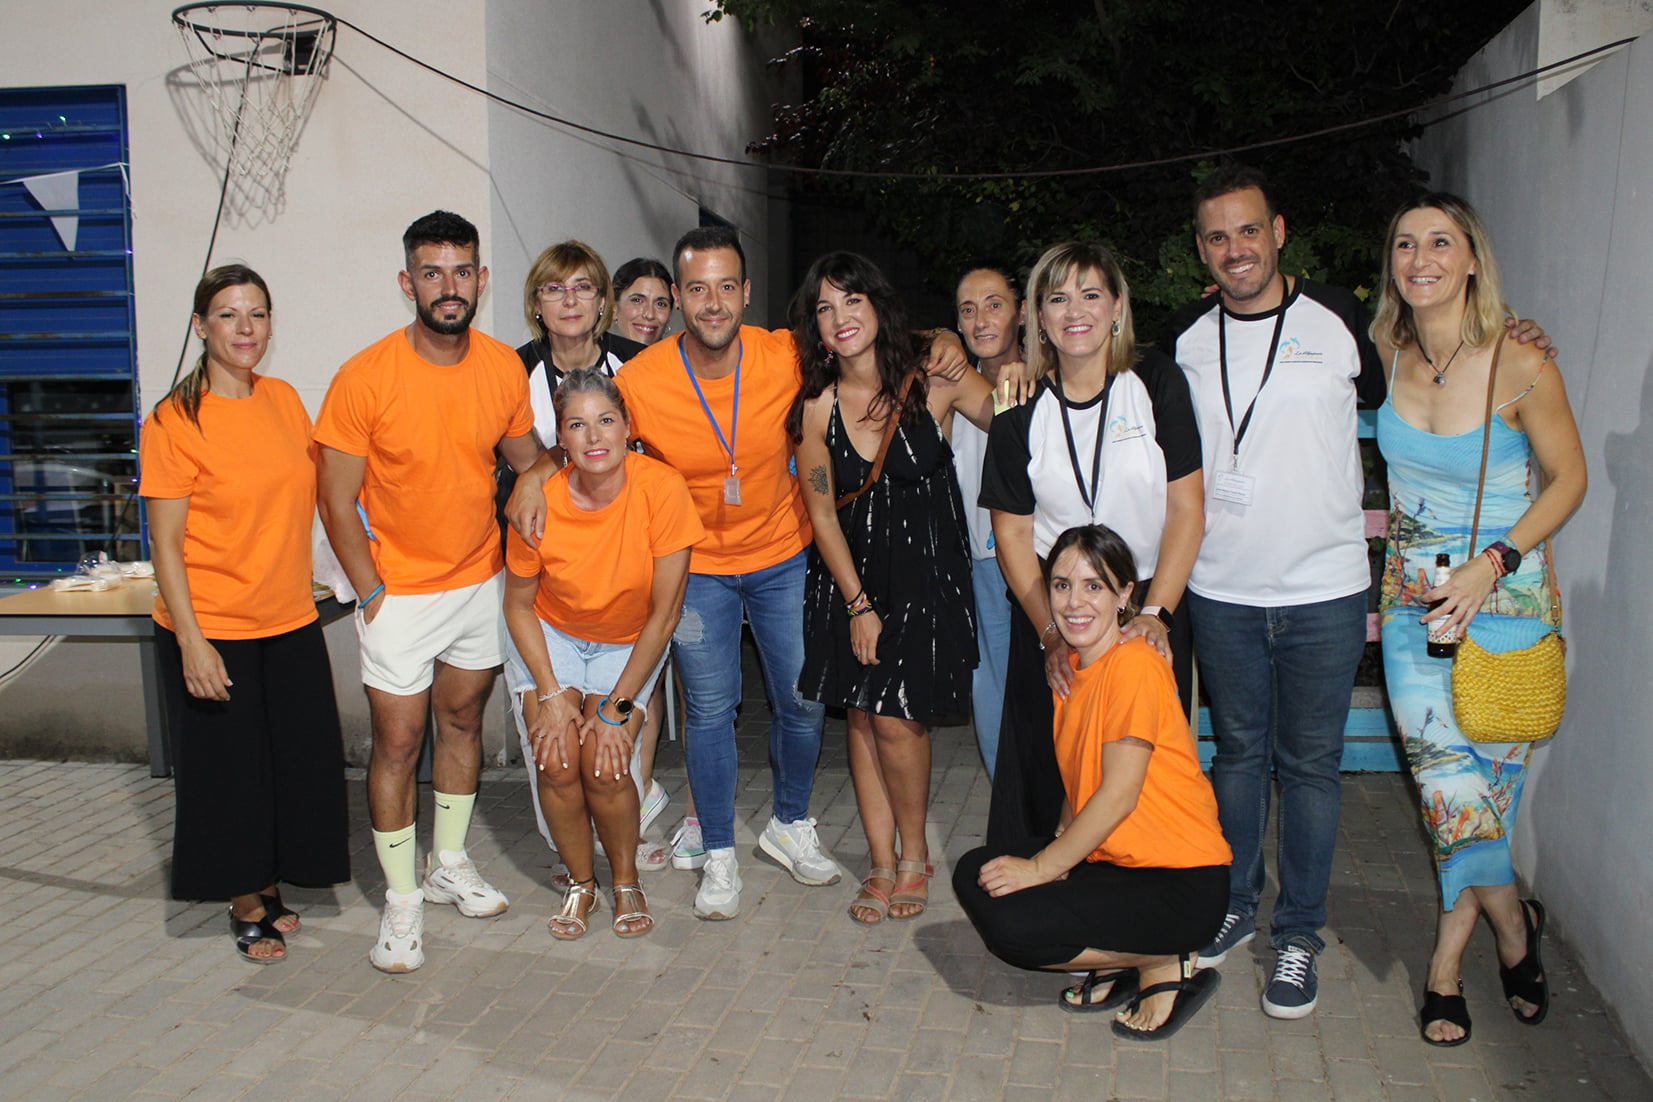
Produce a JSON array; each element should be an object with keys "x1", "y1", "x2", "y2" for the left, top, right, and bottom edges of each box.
[
  {"x1": 849, "y1": 867, "x2": 896, "y2": 925},
  {"x1": 612, "y1": 883, "x2": 654, "y2": 939},
  {"x1": 889, "y1": 859, "x2": 934, "y2": 920},
  {"x1": 548, "y1": 878, "x2": 602, "y2": 941}
]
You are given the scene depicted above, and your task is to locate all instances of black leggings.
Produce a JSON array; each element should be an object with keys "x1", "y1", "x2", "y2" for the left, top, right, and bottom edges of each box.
[
  {"x1": 158, "y1": 620, "x2": 351, "y2": 900},
  {"x1": 953, "y1": 840, "x2": 1227, "y2": 970}
]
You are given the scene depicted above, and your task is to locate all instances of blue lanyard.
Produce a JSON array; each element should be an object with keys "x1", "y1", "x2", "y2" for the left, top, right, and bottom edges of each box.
[{"x1": 678, "y1": 334, "x2": 740, "y2": 474}]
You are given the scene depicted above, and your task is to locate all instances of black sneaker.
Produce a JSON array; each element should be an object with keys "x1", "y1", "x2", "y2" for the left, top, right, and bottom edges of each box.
[
  {"x1": 1197, "y1": 911, "x2": 1255, "y2": 969},
  {"x1": 1262, "y1": 938, "x2": 1319, "y2": 1019}
]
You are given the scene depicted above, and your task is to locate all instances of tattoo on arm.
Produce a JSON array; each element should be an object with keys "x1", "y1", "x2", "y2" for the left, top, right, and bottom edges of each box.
[{"x1": 808, "y1": 464, "x2": 829, "y2": 496}]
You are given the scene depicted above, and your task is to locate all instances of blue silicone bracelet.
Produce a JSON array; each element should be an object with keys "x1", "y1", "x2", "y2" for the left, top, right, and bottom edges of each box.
[
  {"x1": 595, "y1": 697, "x2": 627, "y2": 726},
  {"x1": 361, "y1": 583, "x2": 385, "y2": 606}
]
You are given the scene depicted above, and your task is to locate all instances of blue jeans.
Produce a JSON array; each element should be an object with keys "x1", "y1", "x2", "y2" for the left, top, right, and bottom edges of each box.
[
  {"x1": 970, "y1": 554, "x2": 1012, "y2": 779},
  {"x1": 1188, "y1": 589, "x2": 1367, "y2": 951},
  {"x1": 673, "y1": 549, "x2": 825, "y2": 850}
]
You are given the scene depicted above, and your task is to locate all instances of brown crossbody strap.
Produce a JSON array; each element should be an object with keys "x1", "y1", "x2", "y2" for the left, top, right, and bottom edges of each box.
[
  {"x1": 1464, "y1": 336, "x2": 1564, "y2": 627},
  {"x1": 835, "y1": 368, "x2": 922, "y2": 509}
]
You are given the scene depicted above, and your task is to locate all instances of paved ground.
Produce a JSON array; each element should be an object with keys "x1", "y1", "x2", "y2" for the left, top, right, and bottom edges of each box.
[{"x1": 3, "y1": 671, "x2": 1650, "y2": 1100}]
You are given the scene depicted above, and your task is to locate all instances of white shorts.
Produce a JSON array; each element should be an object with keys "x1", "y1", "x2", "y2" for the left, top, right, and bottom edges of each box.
[{"x1": 356, "y1": 572, "x2": 505, "y2": 696}]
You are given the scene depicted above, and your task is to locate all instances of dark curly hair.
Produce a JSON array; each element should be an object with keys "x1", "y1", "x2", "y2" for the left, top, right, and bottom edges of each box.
[{"x1": 785, "y1": 251, "x2": 928, "y2": 444}]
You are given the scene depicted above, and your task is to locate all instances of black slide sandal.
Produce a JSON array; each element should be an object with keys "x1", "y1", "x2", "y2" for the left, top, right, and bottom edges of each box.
[
  {"x1": 230, "y1": 908, "x2": 286, "y2": 965},
  {"x1": 1420, "y1": 981, "x2": 1472, "y2": 1046},
  {"x1": 1500, "y1": 898, "x2": 1549, "y2": 1025},
  {"x1": 261, "y1": 893, "x2": 300, "y2": 934}
]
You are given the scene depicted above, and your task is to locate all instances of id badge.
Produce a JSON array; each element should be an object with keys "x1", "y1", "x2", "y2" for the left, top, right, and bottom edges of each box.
[
  {"x1": 1212, "y1": 469, "x2": 1255, "y2": 506},
  {"x1": 723, "y1": 475, "x2": 742, "y2": 506}
]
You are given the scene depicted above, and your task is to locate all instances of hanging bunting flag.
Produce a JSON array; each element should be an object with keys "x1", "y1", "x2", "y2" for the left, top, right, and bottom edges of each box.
[{"x1": 22, "y1": 169, "x2": 80, "y2": 252}]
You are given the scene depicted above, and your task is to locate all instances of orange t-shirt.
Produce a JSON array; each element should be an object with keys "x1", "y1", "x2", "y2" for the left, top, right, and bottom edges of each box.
[
  {"x1": 505, "y1": 452, "x2": 704, "y2": 643},
  {"x1": 138, "y1": 376, "x2": 318, "y2": 639},
  {"x1": 616, "y1": 326, "x2": 811, "y2": 575},
  {"x1": 314, "y1": 329, "x2": 534, "y2": 593},
  {"x1": 1052, "y1": 637, "x2": 1232, "y2": 869}
]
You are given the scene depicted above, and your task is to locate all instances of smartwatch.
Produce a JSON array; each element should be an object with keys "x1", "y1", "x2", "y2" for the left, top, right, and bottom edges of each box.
[
  {"x1": 611, "y1": 696, "x2": 635, "y2": 718},
  {"x1": 1141, "y1": 605, "x2": 1175, "y2": 630},
  {"x1": 1486, "y1": 540, "x2": 1522, "y2": 576}
]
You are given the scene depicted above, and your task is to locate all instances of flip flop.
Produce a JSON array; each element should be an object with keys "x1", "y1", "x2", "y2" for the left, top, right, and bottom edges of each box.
[
  {"x1": 229, "y1": 908, "x2": 286, "y2": 965},
  {"x1": 1059, "y1": 969, "x2": 1139, "y2": 1014},
  {"x1": 1420, "y1": 981, "x2": 1472, "y2": 1046},
  {"x1": 1499, "y1": 898, "x2": 1549, "y2": 1025},
  {"x1": 1111, "y1": 961, "x2": 1221, "y2": 1041}
]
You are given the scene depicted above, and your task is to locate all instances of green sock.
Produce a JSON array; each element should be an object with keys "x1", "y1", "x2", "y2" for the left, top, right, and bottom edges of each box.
[
  {"x1": 431, "y1": 789, "x2": 476, "y2": 861},
  {"x1": 372, "y1": 824, "x2": 418, "y2": 895}
]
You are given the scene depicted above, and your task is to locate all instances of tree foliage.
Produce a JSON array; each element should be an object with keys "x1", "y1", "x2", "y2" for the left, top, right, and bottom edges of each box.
[{"x1": 707, "y1": 0, "x2": 1526, "y2": 331}]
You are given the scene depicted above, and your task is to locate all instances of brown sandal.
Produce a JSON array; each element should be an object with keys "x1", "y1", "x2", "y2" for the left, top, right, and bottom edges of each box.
[
  {"x1": 611, "y1": 883, "x2": 654, "y2": 938},
  {"x1": 889, "y1": 859, "x2": 934, "y2": 920},
  {"x1": 548, "y1": 878, "x2": 602, "y2": 941},
  {"x1": 849, "y1": 867, "x2": 896, "y2": 925}
]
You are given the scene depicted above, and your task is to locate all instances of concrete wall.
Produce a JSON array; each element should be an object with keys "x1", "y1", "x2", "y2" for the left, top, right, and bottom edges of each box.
[
  {"x1": 0, "y1": 1, "x2": 776, "y2": 763},
  {"x1": 1412, "y1": 5, "x2": 1653, "y2": 1066}
]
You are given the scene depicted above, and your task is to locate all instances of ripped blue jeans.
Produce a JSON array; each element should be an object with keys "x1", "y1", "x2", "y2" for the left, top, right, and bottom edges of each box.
[{"x1": 672, "y1": 548, "x2": 825, "y2": 850}]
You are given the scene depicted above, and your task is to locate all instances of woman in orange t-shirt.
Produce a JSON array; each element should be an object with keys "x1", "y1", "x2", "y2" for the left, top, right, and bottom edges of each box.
[
  {"x1": 954, "y1": 524, "x2": 1230, "y2": 1041},
  {"x1": 139, "y1": 265, "x2": 349, "y2": 967},
  {"x1": 502, "y1": 369, "x2": 703, "y2": 941}
]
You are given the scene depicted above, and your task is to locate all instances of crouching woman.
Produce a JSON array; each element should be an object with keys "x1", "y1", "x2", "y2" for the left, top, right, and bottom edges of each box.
[{"x1": 953, "y1": 523, "x2": 1231, "y2": 1040}]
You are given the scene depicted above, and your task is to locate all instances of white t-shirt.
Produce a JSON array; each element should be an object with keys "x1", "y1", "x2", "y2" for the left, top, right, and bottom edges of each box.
[
  {"x1": 979, "y1": 348, "x2": 1202, "y2": 578},
  {"x1": 1164, "y1": 279, "x2": 1383, "y2": 607},
  {"x1": 514, "y1": 332, "x2": 645, "y2": 448},
  {"x1": 950, "y1": 415, "x2": 994, "y2": 560}
]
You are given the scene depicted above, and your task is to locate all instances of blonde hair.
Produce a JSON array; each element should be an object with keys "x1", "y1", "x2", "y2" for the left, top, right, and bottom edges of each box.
[
  {"x1": 1024, "y1": 242, "x2": 1138, "y2": 381},
  {"x1": 1370, "y1": 193, "x2": 1509, "y2": 351},
  {"x1": 522, "y1": 240, "x2": 613, "y2": 341}
]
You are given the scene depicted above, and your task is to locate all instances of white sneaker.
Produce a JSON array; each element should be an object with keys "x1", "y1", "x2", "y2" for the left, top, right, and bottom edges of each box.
[
  {"x1": 694, "y1": 848, "x2": 742, "y2": 920},
  {"x1": 639, "y1": 779, "x2": 670, "y2": 836},
  {"x1": 670, "y1": 816, "x2": 706, "y2": 871},
  {"x1": 758, "y1": 816, "x2": 842, "y2": 886},
  {"x1": 422, "y1": 849, "x2": 509, "y2": 917},
  {"x1": 370, "y1": 888, "x2": 425, "y2": 973}
]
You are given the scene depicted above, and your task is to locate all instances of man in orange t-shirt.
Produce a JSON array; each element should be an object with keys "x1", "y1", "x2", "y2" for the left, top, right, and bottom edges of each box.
[{"x1": 316, "y1": 211, "x2": 542, "y2": 974}]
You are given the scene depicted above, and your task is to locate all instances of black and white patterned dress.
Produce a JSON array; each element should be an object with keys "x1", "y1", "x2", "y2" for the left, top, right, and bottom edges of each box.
[{"x1": 800, "y1": 397, "x2": 977, "y2": 723}]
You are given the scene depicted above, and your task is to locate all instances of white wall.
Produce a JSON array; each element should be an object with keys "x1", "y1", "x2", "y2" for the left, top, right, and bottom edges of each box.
[
  {"x1": 483, "y1": 0, "x2": 782, "y2": 337},
  {"x1": 0, "y1": 1, "x2": 776, "y2": 762},
  {"x1": 1413, "y1": 5, "x2": 1653, "y2": 1065}
]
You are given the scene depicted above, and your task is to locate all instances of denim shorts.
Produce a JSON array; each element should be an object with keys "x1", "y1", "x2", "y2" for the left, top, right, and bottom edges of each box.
[{"x1": 503, "y1": 617, "x2": 668, "y2": 713}]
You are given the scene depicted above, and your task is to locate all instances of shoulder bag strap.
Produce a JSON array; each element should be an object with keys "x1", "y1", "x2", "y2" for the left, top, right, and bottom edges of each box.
[
  {"x1": 1465, "y1": 336, "x2": 1505, "y2": 557},
  {"x1": 836, "y1": 368, "x2": 922, "y2": 509}
]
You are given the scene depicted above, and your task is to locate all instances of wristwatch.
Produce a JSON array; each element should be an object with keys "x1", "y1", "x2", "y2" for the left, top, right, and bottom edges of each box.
[
  {"x1": 1141, "y1": 605, "x2": 1175, "y2": 630},
  {"x1": 1486, "y1": 540, "x2": 1522, "y2": 575},
  {"x1": 610, "y1": 696, "x2": 635, "y2": 718}
]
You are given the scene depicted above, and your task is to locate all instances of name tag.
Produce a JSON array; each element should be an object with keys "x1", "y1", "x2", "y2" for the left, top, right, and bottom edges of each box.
[
  {"x1": 723, "y1": 475, "x2": 742, "y2": 506},
  {"x1": 1212, "y1": 469, "x2": 1255, "y2": 506}
]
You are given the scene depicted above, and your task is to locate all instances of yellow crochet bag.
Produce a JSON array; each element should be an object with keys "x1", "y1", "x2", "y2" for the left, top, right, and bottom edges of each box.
[
  {"x1": 1451, "y1": 627, "x2": 1566, "y2": 743},
  {"x1": 1451, "y1": 336, "x2": 1567, "y2": 744}
]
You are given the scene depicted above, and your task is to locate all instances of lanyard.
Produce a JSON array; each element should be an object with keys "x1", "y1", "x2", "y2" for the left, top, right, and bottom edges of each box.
[
  {"x1": 679, "y1": 334, "x2": 740, "y2": 475},
  {"x1": 1050, "y1": 371, "x2": 1114, "y2": 514},
  {"x1": 1217, "y1": 275, "x2": 1289, "y2": 462}
]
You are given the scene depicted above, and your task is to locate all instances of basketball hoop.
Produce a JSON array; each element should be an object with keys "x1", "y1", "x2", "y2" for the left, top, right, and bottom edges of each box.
[{"x1": 169, "y1": 3, "x2": 337, "y2": 223}]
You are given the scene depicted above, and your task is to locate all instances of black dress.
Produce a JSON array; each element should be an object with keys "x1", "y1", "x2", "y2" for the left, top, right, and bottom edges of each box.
[{"x1": 800, "y1": 397, "x2": 977, "y2": 723}]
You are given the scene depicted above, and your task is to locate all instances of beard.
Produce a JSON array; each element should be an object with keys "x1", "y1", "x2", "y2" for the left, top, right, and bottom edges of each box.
[
  {"x1": 417, "y1": 295, "x2": 477, "y2": 336},
  {"x1": 683, "y1": 308, "x2": 742, "y2": 353}
]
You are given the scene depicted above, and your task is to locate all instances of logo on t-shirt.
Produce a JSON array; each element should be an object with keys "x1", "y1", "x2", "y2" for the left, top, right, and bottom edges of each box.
[
  {"x1": 1109, "y1": 414, "x2": 1149, "y2": 444},
  {"x1": 1277, "y1": 337, "x2": 1326, "y2": 365}
]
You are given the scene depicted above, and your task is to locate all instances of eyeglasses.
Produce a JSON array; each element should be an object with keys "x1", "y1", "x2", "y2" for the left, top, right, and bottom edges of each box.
[{"x1": 536, "y1": 281, "x2": 599, "y2": 301}]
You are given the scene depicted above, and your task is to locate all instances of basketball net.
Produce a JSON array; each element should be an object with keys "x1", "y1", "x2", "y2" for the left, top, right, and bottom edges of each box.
[{"x1": 170, "y1": 4, "x2": 337, "y2": 226}]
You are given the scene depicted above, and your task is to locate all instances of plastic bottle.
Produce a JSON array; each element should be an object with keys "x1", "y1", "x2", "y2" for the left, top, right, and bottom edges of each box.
[{"x1": 1426, "y1": 553, "x2": 1458, "y2": 658}]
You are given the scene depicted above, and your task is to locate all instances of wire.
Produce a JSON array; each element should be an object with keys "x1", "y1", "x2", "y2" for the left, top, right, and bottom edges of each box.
[
  {"x1": 335, "y1": 17, "x2": 1636, "y2": 182},
  {"x1": 0, "y1": 636, "x2": 54, "y2": 686}
]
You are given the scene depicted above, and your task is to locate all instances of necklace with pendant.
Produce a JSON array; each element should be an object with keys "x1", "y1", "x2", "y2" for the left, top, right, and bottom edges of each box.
[{"x1": 1420, "y1": 338, "x2": 1466, "y2": 386}]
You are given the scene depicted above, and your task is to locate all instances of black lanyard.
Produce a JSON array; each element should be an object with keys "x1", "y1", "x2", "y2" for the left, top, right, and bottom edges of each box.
[
  {"x1": 1217, "y1": 275, "x2": 1290, "y2": 462},
  {"x1": 1050, "y1": 371, "x2": 1114, "y2": 514}
]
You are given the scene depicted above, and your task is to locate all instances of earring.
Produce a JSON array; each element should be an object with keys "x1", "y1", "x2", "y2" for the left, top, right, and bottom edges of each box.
[
  {"x1": 1038, "y1": 329, "x2": 1049, "y2": 345},
  {"x1": 1111, "y1": 318, "x2": 1121, "y2": 336},
  {"x1": 1116, "y1": 604, "x2": 1132, "y2": 628},
  {"x1": 534, "y1": 313, "x2": 542, "y2": 323}
]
